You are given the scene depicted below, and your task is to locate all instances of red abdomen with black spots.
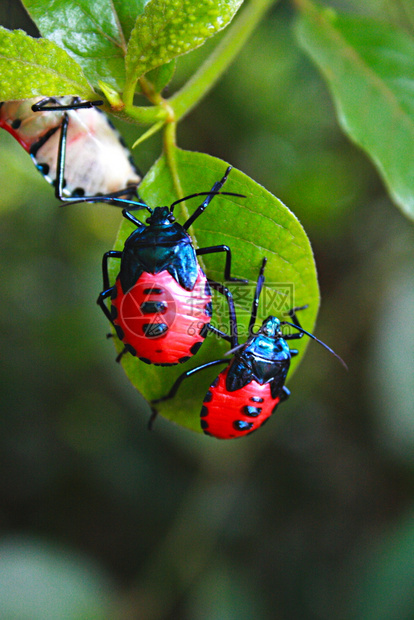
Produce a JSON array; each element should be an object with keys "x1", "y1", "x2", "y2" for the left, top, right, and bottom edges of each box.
[
  {"x1": 200, "y1": 366, "x2": 281, "y2": 439},
  {"x1": 110, "y1": 266, "x2": 212, "y2": 365}
]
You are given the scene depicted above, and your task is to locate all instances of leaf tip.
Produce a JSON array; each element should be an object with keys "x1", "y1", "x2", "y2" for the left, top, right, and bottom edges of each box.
[{"x1": 98, "y1": 81, "x2": 125, "y2": 111}]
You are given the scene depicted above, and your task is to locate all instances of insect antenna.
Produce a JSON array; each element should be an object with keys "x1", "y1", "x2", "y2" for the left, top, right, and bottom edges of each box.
[
  {"x1": 170, "y1": 191, "x2": 245, "y2": 214},
  {"x1": 126, "y1": 202, "x2": 153, "y2": 214},
  {"x1": 281, "y1": 321, "x2": 348, "y2": 369},
  {"x1": 224, "y1": 342, "x2": 246, "y2": 357},
  {"x1": 59, "y1": 194, "x2": 152, "y2": 211},
  {"x1": 248, "y1": 257, "x2": 267, "y2": 336},
  {"x1": 225, "y1": 258, "x2": 268, "y2": 355}
]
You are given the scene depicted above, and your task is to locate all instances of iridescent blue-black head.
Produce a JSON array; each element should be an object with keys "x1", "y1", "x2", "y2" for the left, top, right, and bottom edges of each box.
[
  {"x1": 259, "y1": 316, "x2": 282, "y2": 339},
  {"x1": 145, "y1": 206, "x2": 176, "y2": 227}
]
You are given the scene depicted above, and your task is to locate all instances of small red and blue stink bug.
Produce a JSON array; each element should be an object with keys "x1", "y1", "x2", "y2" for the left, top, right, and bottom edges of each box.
[
  {"x1": 97, "y1": 166, "x2": 247, "y2": 366},
  {"x1": 0, "y1": 96, "x2": 141, "y2": 201},
  {"x1": 152, "y1": 258, "x2": 346, "y2": 438}
]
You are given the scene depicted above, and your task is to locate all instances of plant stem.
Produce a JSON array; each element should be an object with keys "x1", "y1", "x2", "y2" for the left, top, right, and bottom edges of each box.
[
  {"x1": 119, "y1": 76, "x2": 174, "y2": 126},
  {"x1": 119, "y1": 0, "x2": 276, "y2": 135},
  {"x1": 122, "y1": 104, "x2": 167, "y2": 125},
  {"x1": 170, "y1": 0, "x2": 277, "y2": 122},
  {"x1": 122, "y1": 75, "x2": 138, "y2": 108},
  {"x1": 162, "y1": 121, "x2": 184, "y2": 202}
]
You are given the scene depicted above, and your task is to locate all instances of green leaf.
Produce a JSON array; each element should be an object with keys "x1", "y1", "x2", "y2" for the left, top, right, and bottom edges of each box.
[
  {"x1": 112, "y1": 0, "x2": 150, "y2": 40},
  {"x1": 144, "y1": 59, "x2": 176, "y2": 94},
  {"x1": 107, "y1": 149, "x2": 319, "y2": 434},
  {"x1": 124, "y1": 0, "x2": 244, "y2": 99},
  {"x1": 296, "y1": 1, "x2": 414, "y2": 220},
  {"x1": 21, "y1": 0, "x2": 150, "y2": 91},
  {"x1": 0, "y1": 27, "x2": 96, "y2": 100}
]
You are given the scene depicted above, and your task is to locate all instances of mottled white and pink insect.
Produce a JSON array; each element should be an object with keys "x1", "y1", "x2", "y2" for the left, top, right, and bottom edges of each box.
[{"x1": 0, "y1": 96, "x2": 141, "y2": 201}]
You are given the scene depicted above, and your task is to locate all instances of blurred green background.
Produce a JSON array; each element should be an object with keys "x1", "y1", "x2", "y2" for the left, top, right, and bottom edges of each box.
[{"x1": 1, "y1": 0, "x2": 414, "y2": 618}]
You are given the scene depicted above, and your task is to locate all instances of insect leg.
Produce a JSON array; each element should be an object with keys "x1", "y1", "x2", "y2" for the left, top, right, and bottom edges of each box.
[
  {"x1": 196, "y1": 245, "x2": 248, "y2": 284},
  {"x1": 279, "y1": 386, "x2": 291, "y2": 402},
  {"x1": 97, "y1": 287, "x2": 115, "y2": 324},
  {"x1": 101, "y1": 250, "x2": 122, "y2": 290},
  {"x1": 149, "y1": 359, "x2": 230, "y2": 430},
  {"x1": 207, "y1": 279, "x2": 239, "y2": 348},
  {"x1": 54, "y1": 113, "x2": 139, "y2": 204},
  {"x1": 97, "y1": 250, "x2": 122, "y2": 322},
  {"x1": 31, "y1": 97, "x2": 103, "y2": 112},
  {"x1": 152, "y1": 359, "x2": 230, "y2": 405}
]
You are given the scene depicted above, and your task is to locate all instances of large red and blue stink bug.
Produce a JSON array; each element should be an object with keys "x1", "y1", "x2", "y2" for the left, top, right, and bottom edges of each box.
[
  {"x1": 0, "y1": 96, "x2": 141, "y2": 201},
  {"x1": 97, "y1": 166, "x2": 248, "y2": 366},
  {"x1": 152, "y1": 258, "x2": 346, "y2": 438}
]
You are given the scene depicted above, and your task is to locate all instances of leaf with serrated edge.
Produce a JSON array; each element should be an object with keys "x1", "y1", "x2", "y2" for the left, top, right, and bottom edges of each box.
[
  {"x1": 105, "y1": 149, "x2": 319, "y2": 434},
  {"x1": 0, "y1": 27, "x2": 95, "y2": 100},
  {"x1": 125, "y1": 0, "x2": 243, "y2": 88},
  {"x1": 21, "y1": 0, "x2": 149, "y2": 90},
  {"x1": 297, "y1": 1, "x2": 414, "y2": 220}
]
